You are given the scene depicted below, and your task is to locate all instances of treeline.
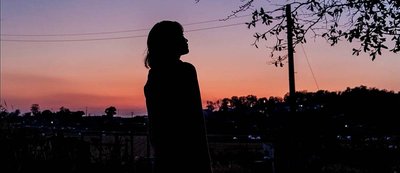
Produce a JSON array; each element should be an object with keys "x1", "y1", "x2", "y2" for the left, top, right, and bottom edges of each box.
[
  {"x1": 1, "y1": 85, "x2": 399, "y2": 134},
  {"x1": 204, "y1": 85, "x2": 400, "y2": 136},
  {"x1": 0, "y1": 104, "x2": 147, "y2": 132},
  {"x1": 206, "y1": 85, "x2": 400, "y2": 114}
]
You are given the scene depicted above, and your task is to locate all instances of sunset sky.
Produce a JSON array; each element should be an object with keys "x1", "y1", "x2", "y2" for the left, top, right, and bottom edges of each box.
[{"x1": 1, "y1": 0, "x2": 399, "y2": 116}]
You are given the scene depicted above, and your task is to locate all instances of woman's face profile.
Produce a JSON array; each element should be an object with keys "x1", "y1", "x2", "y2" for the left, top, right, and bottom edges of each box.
[
  {"x1": 175, "y1": 32, "x2": 189, "y2": 56},
  {"x1": 146, "y1": 21, "x2": 189, "y2": 64}
]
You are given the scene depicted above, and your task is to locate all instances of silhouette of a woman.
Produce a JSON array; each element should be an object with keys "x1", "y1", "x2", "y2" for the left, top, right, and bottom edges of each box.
[{"x1": 144, "y1": 21, "x2": 212, "y2": 173}]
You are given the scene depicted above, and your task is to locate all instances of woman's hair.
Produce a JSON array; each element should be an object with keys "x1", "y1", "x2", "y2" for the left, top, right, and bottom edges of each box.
[{"x1": 145, "y1": 21, "x2": 184, "y2": 69}]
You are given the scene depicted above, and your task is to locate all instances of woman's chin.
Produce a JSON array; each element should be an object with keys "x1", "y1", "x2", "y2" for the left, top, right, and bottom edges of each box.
[{"x1": 181, "y1": 49, "x2": 189, "y2": 55}]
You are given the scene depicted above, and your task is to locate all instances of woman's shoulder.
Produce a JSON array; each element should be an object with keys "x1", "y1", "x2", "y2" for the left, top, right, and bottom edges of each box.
[
  {"x1": 148, "y1": 61, "x2": 197, "y2": 75},
  {"x1": 180, "y1": 61, "x2": 196, "y2": 72}
]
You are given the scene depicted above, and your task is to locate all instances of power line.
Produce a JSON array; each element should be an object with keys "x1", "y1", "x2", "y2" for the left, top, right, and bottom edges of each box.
[
  {"x1": 186, "y1": 22, "x2": 245, "y2": 32},
  {"x1": 184, "y1": 14, "x2": 251, "y2": 26},
  {"x1": 0, "y1": 22, "x2": 246, "y2": 42},
  {"x1": 0, "y1": 28, "x2": 150, "y2": 37},
  {"x1": 0, "y1": 35, "x2": 147, "y2": 42},
  {"x1": 300, "y1": 44, "x2": 320, "y2": 90},
  {"x1": 0, "y1": 14, "x2": 251, "y2": 37}
]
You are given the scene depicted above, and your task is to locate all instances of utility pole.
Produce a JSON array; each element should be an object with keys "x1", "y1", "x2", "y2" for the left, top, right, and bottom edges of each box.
[
  {"x1": 275, "y1": 4, "x2": 298, "y2": 173},
  {"x1": 286, "y1": 4, "x2": 296, "y2": 113}
]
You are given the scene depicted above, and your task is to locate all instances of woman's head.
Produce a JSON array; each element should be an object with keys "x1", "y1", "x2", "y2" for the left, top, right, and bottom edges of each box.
[{"x1": 145, "y1": 21, "x2": 189, "y2": 68}]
